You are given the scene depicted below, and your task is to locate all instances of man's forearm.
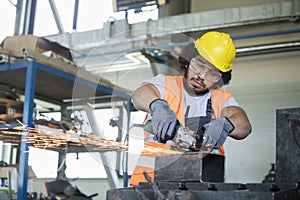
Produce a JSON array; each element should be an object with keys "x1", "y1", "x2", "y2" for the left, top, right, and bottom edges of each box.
[
  {"x1": 131, "y1": 83, "x2": 161, "y2": 113},
  {"x1": 221, "y1": 106, "x2": 252, "y2": 140}
]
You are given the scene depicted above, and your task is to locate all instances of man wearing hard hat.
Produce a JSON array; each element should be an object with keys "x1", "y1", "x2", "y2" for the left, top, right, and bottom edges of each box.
[{"x1": 130, "y1": 31, "x2": 252, "y2": 186}]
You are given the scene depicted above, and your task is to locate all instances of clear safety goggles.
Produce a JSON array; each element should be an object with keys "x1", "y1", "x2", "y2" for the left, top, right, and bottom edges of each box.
[{"x1": 189, "y1": 58, "x2": 222, "y2": 83}]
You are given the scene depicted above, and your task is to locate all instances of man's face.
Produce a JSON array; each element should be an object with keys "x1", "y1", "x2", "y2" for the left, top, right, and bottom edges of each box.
[{"x1": 184, "y1": 56, "x2": 221, "y2": 96}]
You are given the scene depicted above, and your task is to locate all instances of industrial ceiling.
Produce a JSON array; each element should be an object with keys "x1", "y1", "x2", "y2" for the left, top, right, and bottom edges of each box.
[{"x1": 11, "y1": 0, "x2": 300, "y2": 91}]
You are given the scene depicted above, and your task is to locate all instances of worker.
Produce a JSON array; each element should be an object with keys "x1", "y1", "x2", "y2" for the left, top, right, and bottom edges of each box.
[{"x1": 129, "y1": 31, "x2": 252, "y2": 186}]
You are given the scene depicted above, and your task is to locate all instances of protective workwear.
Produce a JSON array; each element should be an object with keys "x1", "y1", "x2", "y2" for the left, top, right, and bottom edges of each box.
[
  {"x1": 185, "y1": 98, "x2": 213, "y2": 133},
  {"x1": 130, "y1": 76, "x2": 233, "y2": 186},
  {"x1": 194, "y1": 31, "x2": 236, "y2": 72},
  {"x1": 202, "y1": 117, "x2": 235, "y2": 149},
  {"x1": 189, "y1": 58, "x2": 222, "y2": 83},
  {"x1": 149, "y1": 99, "x2": 178, "y2": 143}
]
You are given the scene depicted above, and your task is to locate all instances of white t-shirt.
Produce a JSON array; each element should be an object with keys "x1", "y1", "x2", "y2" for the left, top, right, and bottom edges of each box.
[{"x1": 144, "y1": 74, "x2": 239, "y2": 118}]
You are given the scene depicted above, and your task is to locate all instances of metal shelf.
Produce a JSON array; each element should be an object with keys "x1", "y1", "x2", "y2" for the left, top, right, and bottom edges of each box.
[
  {"x1": 0, "y1": 60, "x2": 131, "y2": 199},
  {"x1": 0, "y1": 60, "x2": 130, "y2": 104}
]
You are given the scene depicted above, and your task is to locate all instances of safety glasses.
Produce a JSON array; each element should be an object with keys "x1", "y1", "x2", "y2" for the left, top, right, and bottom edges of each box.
[{"x1": 189, "y1": 58, "x2": 222, "y2": 83}]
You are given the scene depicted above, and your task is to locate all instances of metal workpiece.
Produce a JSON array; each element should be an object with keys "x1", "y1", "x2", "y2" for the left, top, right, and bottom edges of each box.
[
  {"x1": 107, "y1": 149, "x2": 300, "y2": 199},
  {"x1": 154, "y1": 153, "x2": 225, "y2": 183},
  {"x1": 142, "y1": 171, "x2": 167, "y2": 200},
  {"x1": 106, "y1": 182, "x2": 300, "y2": 200},
  {"x1": 276, "y1": 107, "x2": 300, "y2": 184}
]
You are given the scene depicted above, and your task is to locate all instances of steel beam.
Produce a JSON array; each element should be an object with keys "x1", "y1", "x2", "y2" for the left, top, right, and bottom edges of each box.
[
  {"x1": 48, "y1": 0, "x2": 65, "y2": 33},
  {"x1": 14, "y1": 0, "x2": 36, "y2": 35},
  {"x1": 123, "y1": 99, "x2": 132, "y2": 187},
  {"x1": 46, "y1": 1, "x2": 300, "y2": 51},
  {"x1": 17, "y1": 61, "x2": 36, "y2": 200},
  {"x1": 83, "y1": 105, "x2": 120, "y2": 189},
  {"x1": 72, "y1": 0, "x2": 79, "y2": 31}
]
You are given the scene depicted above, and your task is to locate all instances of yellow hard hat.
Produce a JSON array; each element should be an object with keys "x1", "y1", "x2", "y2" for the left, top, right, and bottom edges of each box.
[{"x1": 194, "y1": 31, "x2": 236, "y2": 72}]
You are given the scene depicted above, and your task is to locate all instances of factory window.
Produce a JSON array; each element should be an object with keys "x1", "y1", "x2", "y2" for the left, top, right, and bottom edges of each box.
[
  {"x1": 0, "y1": 0, "x2": 16, "y2": 42},
  {"x1": 33, "y1": 0, "x2": 158, "y2": 37},
  {"x1": 28, "y1": 107, "x2": 121, "y2": 178},
  {"x1": 125, "y1": 5, "x2": 158, "y2": 24},
  {"x1": 65, "y1": 152, "x2": 107, "y2": 178},
  {"x1": 29, "y1": 147, "x2": 59, "y2": 178},
  {"x1": 29, "y1": 148, "x2": 108, "y2": 178},
  {"x1": 28, "y1": 98, "x2": 146, "y2": 178},
  {"x1": 0, "y1": 0, "x2": 158, "y2": 45}
]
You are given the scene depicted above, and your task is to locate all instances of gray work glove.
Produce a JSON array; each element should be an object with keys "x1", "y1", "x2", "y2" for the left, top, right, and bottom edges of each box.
[
  {"x1": 149, "y1": 99, "x2": 179, "y2": 143},
  {"x1": 202, "y1": 117, "x2": 234, "y2": 149}
]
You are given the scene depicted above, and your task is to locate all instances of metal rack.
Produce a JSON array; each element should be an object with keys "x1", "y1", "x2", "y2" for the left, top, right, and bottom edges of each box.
[{"x1": 0, "y1": 60, "x2": 131, "y2": 199}]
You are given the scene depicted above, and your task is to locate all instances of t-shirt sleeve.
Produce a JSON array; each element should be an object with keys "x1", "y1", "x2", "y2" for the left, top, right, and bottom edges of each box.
[
  {"x1": 141, "y1": 74, "x2": 166, "y2": 98},
  {"x1": 222, "y1": 96, "x2": 240, "y2": 109}
]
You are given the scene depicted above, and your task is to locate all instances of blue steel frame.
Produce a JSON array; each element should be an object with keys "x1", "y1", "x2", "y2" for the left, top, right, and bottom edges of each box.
[
  {"x1": 123, "y1": 99, "x2": 132, "y2": 188},
  {"x1": 18, "y1": 61, "x2": 36, "y2": 200},
  {"x1": 0, "y1": 60, "x2": 131, "y2": 199}
]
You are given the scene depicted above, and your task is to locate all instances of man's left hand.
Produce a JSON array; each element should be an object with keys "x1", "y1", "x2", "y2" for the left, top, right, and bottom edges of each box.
[{"x1": 202, "y1": 117, "x2": 235, "y2": 149}]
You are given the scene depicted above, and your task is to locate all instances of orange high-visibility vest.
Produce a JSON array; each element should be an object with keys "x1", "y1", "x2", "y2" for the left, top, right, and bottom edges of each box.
[{"x1": 129, "y1": 76, "x2": 233, "y2": 186}]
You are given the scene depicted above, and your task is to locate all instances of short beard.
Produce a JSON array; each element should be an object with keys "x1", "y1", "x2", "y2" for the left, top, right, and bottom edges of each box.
[
  {"x1": 194, "y1": 88, "x2": 209, "y2": 95},
  {"x1": 183, "y1": 78, "x2": 209, "y2": 96}
]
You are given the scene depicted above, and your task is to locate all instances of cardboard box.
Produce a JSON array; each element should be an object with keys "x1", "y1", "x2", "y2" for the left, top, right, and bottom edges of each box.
[
  {"x1": 0, "y1": 35, "x2": 73, "y2": 61},
  {"x1": 0, "y1": 98, "x2": 23, "y2": 115}
]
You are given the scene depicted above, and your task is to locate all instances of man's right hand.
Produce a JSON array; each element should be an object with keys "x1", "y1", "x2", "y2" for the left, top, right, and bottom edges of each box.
[{"x1": 149, "y1": 99, "x2": 178, "y2": 143}]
